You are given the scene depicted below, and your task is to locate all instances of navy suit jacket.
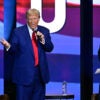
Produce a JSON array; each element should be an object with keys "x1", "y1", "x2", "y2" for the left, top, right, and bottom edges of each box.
[{"x1": 8, "y1": 25, "x2": 54, "y2": 85}]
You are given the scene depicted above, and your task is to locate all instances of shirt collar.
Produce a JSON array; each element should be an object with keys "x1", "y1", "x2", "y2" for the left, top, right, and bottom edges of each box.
[{"x1": 27, "y1": 24, "x2": 38, "y2": 34}]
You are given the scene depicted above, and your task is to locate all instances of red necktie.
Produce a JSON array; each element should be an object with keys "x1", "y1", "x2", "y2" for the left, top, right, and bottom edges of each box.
[{"x1": 32, "y1": 32, "x2": 39, "y2": 66}]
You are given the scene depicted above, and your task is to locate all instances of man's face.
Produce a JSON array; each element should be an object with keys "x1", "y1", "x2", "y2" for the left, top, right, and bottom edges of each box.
[{"x1": 27, "y1": 14, "x2": 40, "y2": 30}]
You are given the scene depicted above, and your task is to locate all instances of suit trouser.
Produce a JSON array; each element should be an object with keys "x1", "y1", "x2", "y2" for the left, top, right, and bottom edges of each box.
[{"x1": 16, "y1": 67, "x2": 45, "y2": 100}]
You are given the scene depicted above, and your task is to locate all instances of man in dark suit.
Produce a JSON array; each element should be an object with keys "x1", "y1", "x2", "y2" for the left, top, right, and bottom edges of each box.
[{"x1": 0, "y1": 8, "x2": 54, "y2": 100}]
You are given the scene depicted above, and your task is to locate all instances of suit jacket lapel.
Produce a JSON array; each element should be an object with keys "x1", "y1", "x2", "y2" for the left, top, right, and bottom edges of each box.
[
  {"x1": 23, "y1": 25, "x2": 34, "y2": 57},
  {"x1": 37, "y1": 26, "x2": 42, "y2": 56}
]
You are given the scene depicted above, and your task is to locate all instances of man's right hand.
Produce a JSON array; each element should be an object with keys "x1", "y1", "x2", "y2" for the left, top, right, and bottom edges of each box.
[{"x1": 0, "y1": 38, "x2": 10, "y2": 49}]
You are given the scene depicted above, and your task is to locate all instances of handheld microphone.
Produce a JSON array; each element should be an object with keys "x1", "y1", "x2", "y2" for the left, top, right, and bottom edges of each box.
[{"x1": 34, "y1": 29, "x2": 42, "y2": 41}]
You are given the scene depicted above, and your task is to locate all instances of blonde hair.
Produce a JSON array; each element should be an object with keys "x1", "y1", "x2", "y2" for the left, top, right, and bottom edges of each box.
[{"x1": 26, "y1": 8, "x2": 40, "y2": 18}]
